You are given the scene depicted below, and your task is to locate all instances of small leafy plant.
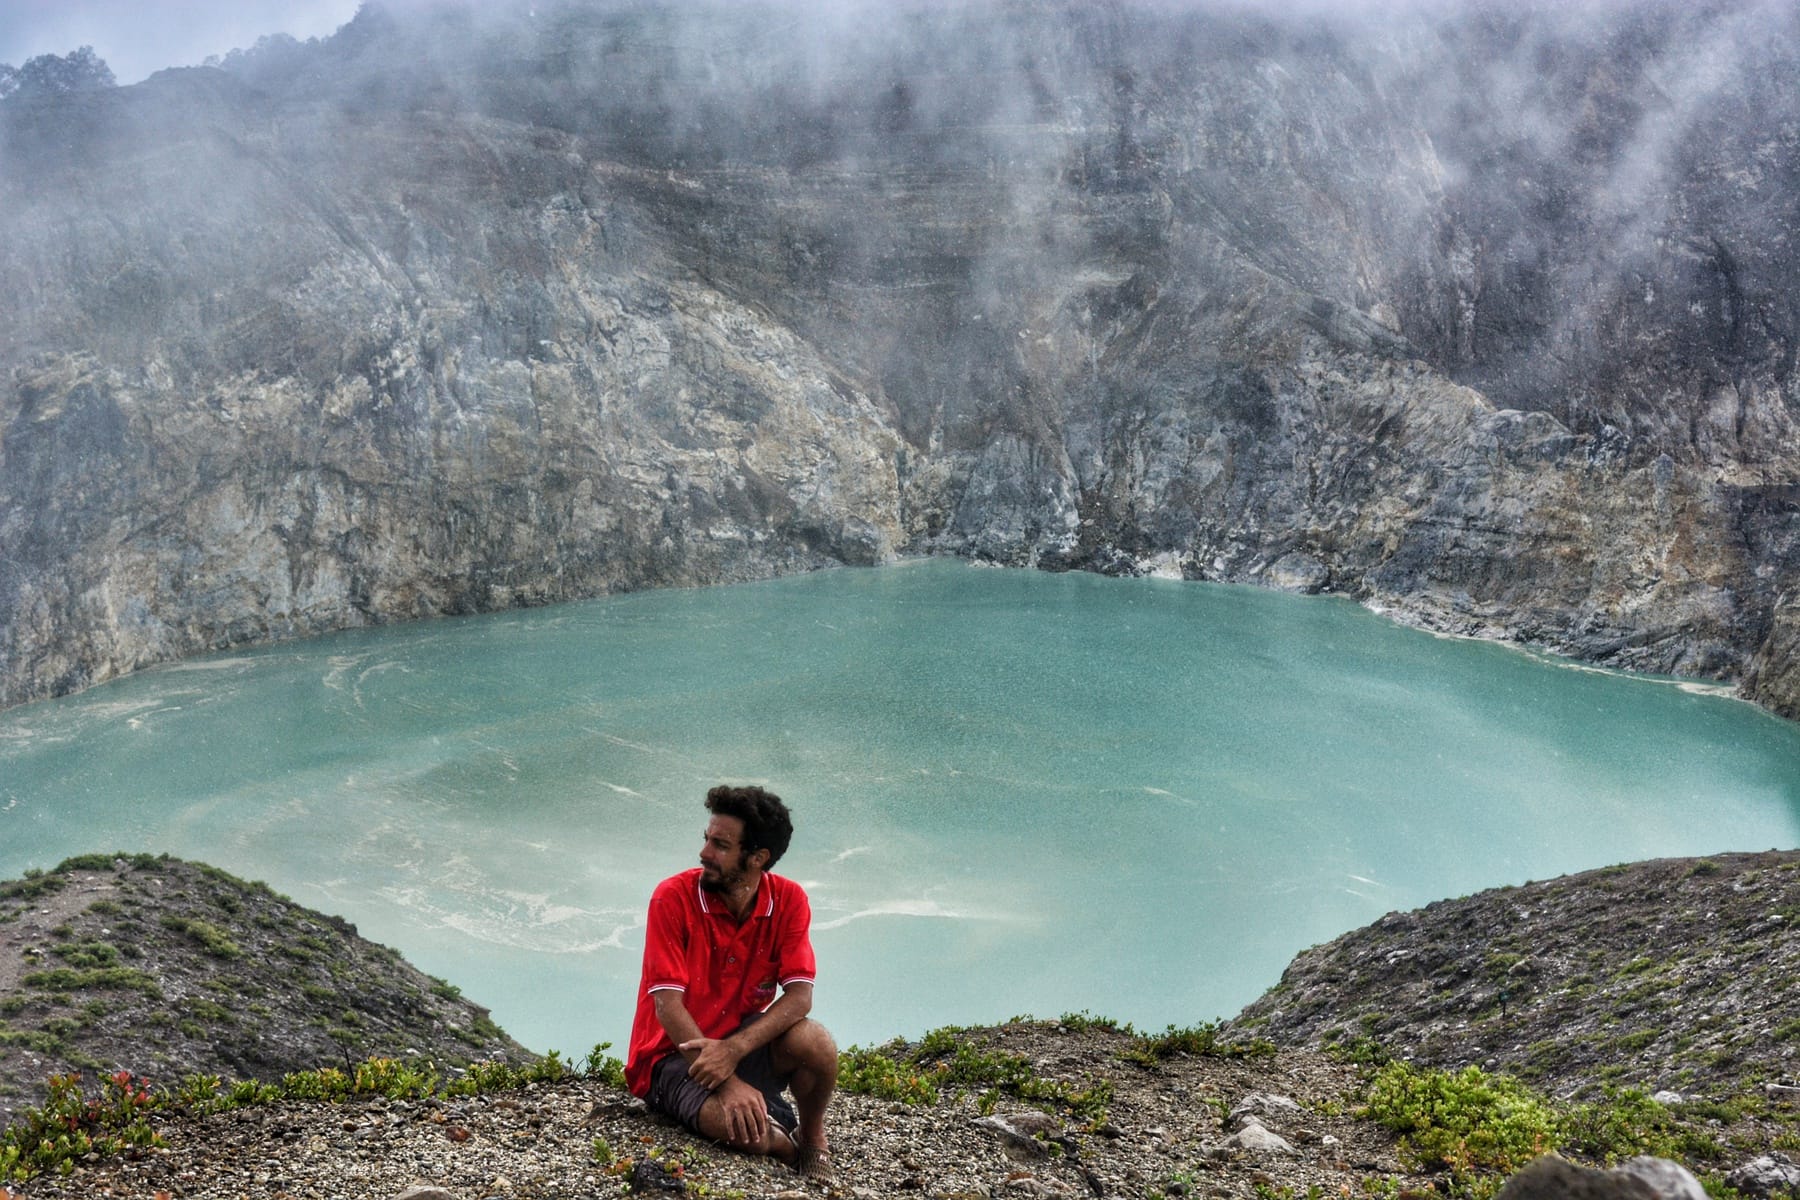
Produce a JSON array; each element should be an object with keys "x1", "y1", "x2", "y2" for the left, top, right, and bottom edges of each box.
[{"x1": 0, "y1": 1071, "x2": 163, "y2": 1181}]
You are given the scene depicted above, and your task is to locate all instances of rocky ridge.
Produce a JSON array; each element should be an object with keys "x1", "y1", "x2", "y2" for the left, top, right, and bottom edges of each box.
[
  {"x1": 0, "y1": 855, "x2": 529, "y2": 1127},
  {"x1": 4, "y1": 1, "x2": 1800, "y2": 716},
  {"x1": 1229, "y1": 850, "x2": 1800, "y2": 1100}
]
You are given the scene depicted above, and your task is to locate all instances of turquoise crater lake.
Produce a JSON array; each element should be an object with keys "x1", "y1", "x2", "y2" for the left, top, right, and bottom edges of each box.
[{"x1": 3, "y1": 559, "x2": 1798, "y2": 1054}]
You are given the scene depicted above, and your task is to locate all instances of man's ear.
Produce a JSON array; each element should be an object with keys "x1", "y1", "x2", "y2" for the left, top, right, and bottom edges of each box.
[{"x1": 748, "y1": 846, "x2": 772, "y2": 872}]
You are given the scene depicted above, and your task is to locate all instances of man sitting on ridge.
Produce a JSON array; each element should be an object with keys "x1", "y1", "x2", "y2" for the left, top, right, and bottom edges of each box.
[{"x1": 624, "y1": 784, "x2": 838, "y2": 1179}]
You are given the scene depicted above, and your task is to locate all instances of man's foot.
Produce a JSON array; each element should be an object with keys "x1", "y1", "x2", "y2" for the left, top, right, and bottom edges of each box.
[{"x1": 794, "y1": 1141, "x2": 834, "y2": 1181}]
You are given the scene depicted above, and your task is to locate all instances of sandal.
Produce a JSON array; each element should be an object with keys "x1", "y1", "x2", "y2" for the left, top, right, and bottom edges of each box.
[{"x1": 794, "y1": 1141, "x2": 835, "y2": 1182}]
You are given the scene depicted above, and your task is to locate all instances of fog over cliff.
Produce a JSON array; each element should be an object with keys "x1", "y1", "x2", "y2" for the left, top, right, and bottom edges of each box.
[{"x1": 3, "y1": 0, "x2": 1799, "y2": 716}]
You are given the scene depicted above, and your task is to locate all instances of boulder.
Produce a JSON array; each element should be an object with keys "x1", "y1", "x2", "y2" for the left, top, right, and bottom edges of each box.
[
  {"x1": 1228, "y1": 1092, "x2": 1304, "y2": 1128},
  {"x1": 1208, "y1": 1119, "x2": 1298, "y2": 1158},
  {"x1": 1726, "y1": 1153, "x2": 1800, "y2": 1198},
  {"x1": 1496, "y1": 1155, "x2": 1707, "y2": 1200}
]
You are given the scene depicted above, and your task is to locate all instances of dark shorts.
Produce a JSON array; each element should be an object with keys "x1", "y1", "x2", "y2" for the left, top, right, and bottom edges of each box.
[{"x1": 645, "y1": 1029, "x2": 798, "y2": 1138}]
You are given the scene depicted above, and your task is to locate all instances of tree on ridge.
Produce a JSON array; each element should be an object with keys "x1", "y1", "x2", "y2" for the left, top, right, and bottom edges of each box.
[{"x1": 0, "y1": 46, "x2": 117, "y2": 101}]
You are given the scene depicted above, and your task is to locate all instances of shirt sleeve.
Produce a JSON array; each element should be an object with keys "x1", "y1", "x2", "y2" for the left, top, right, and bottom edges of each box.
[
  {"x1": 776, "y1": 880, "x2": 818, "y2": 988},
  {"x1": 641, "y1": 878, "x2": 691, "y2": 995}
]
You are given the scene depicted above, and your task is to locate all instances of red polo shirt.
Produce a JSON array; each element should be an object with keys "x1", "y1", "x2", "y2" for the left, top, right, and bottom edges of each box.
[{"x1": 624, "y1": 868, "x2": 818, "y2": 1097}]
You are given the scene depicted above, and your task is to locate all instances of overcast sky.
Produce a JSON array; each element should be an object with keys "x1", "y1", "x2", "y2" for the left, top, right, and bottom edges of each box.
[{"x1": 0, "y1": 0, "x2": 362, "y2": 84}]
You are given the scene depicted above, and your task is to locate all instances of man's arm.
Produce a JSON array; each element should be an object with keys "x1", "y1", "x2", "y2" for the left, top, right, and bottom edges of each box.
[
  {"x1": 675, "y1": 982, "x2": 813, "y2": 1089},
  {"x1": 650, "y1": 988, "x2": 708, "y2": 1059}
]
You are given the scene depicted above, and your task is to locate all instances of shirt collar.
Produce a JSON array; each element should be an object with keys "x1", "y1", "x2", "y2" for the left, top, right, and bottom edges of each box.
[{"x1": 694, "y1": 872, "x2": 774, "y2": 918}]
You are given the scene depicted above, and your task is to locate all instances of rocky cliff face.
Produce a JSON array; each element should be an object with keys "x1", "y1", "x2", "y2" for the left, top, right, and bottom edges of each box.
[{"x1": 3, "y1": 0, "x2": 1799, "y2": 712}]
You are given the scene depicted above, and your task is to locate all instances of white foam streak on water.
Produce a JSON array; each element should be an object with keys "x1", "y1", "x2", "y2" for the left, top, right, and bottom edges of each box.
[
  {"x1": 158, "y1": 656, "x2": 262, "y2": 673},
  {"x1": 811, "y1": 897, "x2": 974, "y2": 932}
]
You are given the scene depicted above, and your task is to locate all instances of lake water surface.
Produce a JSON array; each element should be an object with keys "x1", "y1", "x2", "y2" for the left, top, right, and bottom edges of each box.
[{"x1": 3, "y1": 559, "x2": 1798, "y2": 1054}]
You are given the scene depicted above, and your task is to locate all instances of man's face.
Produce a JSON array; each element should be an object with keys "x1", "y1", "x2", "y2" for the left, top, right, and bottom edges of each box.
[{"x1": 699, "y1": 814, "x2": 752, "y2": 893}]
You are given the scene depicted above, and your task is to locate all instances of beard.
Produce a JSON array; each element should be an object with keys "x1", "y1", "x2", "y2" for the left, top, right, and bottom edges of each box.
[{"x1": 699, "y1": 854, "x2": 748, "y2": 894}]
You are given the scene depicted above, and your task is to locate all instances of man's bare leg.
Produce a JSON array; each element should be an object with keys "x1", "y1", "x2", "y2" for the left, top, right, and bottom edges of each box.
[{"x1": 771, "y1": 1017, "x2": 838, "y2": 1158}]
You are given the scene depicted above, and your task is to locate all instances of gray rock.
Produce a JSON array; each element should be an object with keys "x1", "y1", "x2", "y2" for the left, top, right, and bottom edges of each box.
[
  {"x1": 629, "y1": 1157, "x2": 686, "y2": 1192},
  {"x1": 1002, "y1": 1176, "x2": 1077, "y2": 1197},
  {"x1": 1262, "y1": 552, "x2": 1329, "y2": 594},
  {"x1": 1615, "y1": 1158, "x2": 1713, "y2": 1200},
  {"x1": 1228, "y1": 1092, "x2": 1304, "y2": 1128},
  {"x1": 1496, "y1": 1155, "x2": 1707, "y2": 1200},
  {"x1": 395, "y1": 1188, "x2": 463, "y2": 1200},
  {"x1": 1726, "y1": 1153, "x2": 1800, "y2": 1198},
  {"x1": 1208, "y1": 1119, "x2": 1297, "y2": 1158},
  {"x1": 974, "y1": 1111, "x2": 1063, "y2": 1157}
]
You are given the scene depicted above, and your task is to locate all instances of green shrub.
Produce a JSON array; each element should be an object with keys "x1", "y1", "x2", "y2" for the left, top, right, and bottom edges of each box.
[
  {"x1": 581, "y1": 1042, "x2": 628, "y2": 1090},
  {"x1": 0, "y1": 873, "x2": 67, "y2": 902},
  {"x1": 159, "y1": 916, "x2": 242, "y2": 959},
  {"x1": 187, "y1": 999, "x2": 235, "y2": 1025},
  {"x1": 21, "y1": 967, "x2": 161, "y2": 995},
  {"x1": 443, "y1": 1054, "x2": 560, "y2": 1096},
  {"x1": 1120, "y1": 1021, "x2": 1275, "y2": 1065},
  {"x1": 51, "y1": 941, "x2": 120, "y2": 969},
  {"x1": 279, "y1": 1066, "x2": 348, "y2": 1101},
  {"x1": 838, "y1": 1026, "x2": 1112, "y2": 1120},
  {"x1": 838, "y1": 1042, "x2": 940, "y2": 1105},
  {"x1": 1363, "y1": 1062, "x2": 1560, "y2": 1175},
  {"x1": 1055, "y1": 1011, "x2": 1127, "y2": 1033},
  {"x1": 360, "y1": 1057, "x2": 443, "y2": 1099},
  {"x1": 1559, "y1": 1088, "x2": 1725, "y2": 1164},
  {"x1": 54, "y1": 854, "x2": 122, "y2": 873}
]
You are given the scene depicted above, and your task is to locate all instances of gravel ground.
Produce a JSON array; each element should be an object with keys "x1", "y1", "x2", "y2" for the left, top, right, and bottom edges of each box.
[{"x1": 5, "y1": 1024, "x2": 1412, "y2": 1200}]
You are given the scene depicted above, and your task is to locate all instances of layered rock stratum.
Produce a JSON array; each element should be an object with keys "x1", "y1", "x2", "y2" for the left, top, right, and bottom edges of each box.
[{"x1": 3, "y1": 0, "x2": 1800, "y2": 714}]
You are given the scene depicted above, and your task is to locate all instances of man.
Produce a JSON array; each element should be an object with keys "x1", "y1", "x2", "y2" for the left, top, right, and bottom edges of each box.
[{"x1": 625, "y1": 785, "x2": 838, "y2": 1179}]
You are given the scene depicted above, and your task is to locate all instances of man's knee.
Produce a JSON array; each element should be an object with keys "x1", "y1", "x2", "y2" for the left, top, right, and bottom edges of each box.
[{"x1": 773, "y1": 1018, "x2": 838, "y2": 1077}]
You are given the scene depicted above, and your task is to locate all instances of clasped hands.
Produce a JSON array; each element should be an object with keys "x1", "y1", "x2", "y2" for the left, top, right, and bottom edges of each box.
[{"x1": 680, "y1": 1036, "x2": 767, "y2": 1147}]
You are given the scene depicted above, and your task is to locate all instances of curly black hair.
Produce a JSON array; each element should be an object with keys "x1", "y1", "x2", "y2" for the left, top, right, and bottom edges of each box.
[{"x1": 704, "y1": 784, "x2": 794, "y2": 868}]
